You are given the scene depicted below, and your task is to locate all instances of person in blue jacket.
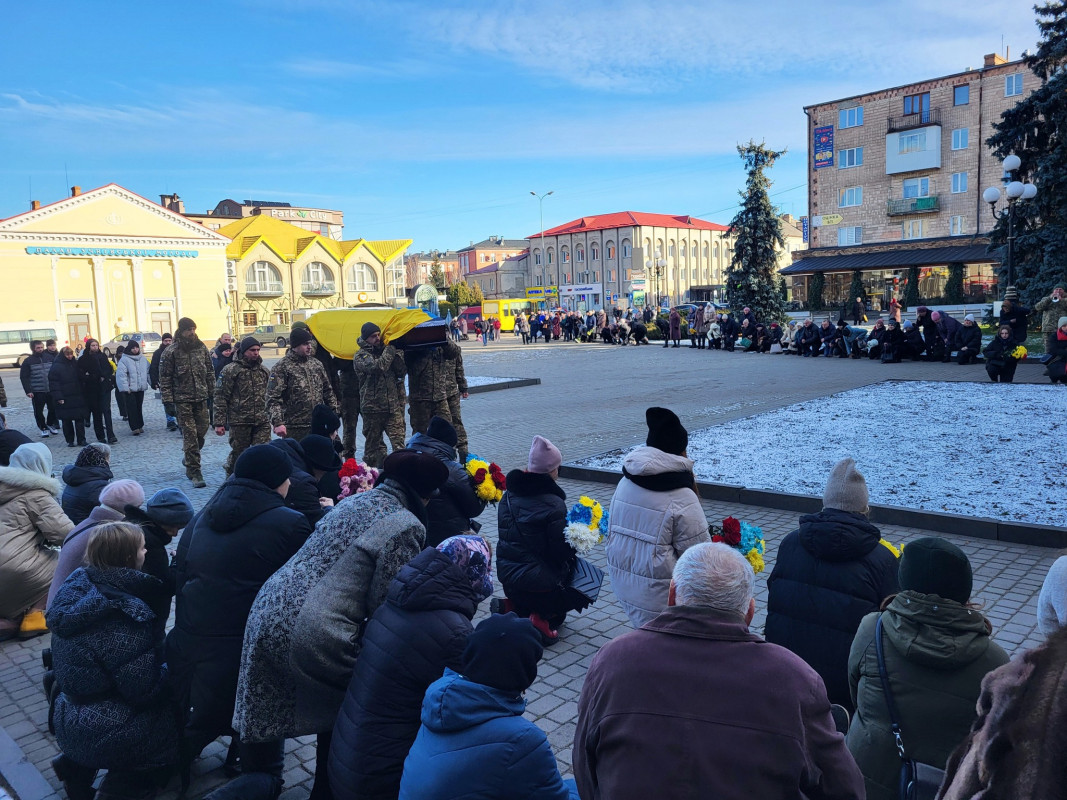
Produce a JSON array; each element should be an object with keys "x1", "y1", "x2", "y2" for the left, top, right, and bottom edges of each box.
[{"x1": 399, "y1": 613, "x2": 578, "y2": 800}]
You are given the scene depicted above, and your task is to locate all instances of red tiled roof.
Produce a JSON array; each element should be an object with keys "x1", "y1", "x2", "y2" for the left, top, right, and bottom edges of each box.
[{"x1": 528, "y1": 211, "x2": 729, "y2": 239}]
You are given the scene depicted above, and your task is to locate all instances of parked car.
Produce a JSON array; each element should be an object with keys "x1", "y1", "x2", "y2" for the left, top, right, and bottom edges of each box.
[
  {"x1": 458, "y1": 306, "x2": 482, "y2": 326},
  {"x1": 100, "y1": 331, "x2": 162, "y2": 357},
  {"x1": 249, "y1": 325, "x2": 290, "y2": 348}
]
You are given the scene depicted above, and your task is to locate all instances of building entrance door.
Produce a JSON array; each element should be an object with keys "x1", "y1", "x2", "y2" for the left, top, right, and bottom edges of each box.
[
  {"x1": 151, "y1": 312, "x2": 172, "y2": 336},
  {"x1": 67, "y1": 314, "x2": 90, "y2": 346}
]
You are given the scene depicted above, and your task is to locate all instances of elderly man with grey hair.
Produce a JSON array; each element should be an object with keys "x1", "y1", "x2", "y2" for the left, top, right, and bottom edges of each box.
[{"x1": 574, "y1": 542, "x2": 864, "y2": 800}]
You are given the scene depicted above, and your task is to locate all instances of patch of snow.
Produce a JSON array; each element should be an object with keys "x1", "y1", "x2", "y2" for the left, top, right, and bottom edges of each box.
[
  {"x1": 575, "y1": 381, "x2": 1067, "y2": 527},
  {"x1": 466, "y1": 375, "x2": 522, "y2": 387}
]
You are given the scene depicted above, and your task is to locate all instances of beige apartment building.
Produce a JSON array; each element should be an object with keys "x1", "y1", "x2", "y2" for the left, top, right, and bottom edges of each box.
[
  {"x1": 166, "y1": 196, "x2": 346, "y2": 240},
  {"x1": 789, "y1": 52, "x2": 1034, "y2": 309}
]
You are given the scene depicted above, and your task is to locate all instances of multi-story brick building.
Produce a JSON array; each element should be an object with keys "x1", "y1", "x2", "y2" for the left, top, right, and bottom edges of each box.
[
  {"x1": 168, "y1": 196, "x2": 345, "y2": 240},
  {"x1": 788, "y1": 52, "x2": 1034, "y2": 310},
  {"x1": 404, "y1": 249, "x2": 461, "y2": 288},
  {"x1": 456, "y1": 236, "x2": 527, "y2": 277}
]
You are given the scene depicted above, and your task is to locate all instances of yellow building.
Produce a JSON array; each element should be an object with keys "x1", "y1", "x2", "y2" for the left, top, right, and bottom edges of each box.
[
  {"x1": 0, "y1": 184, "x2": 230, "y2": 345},
  {"x1": 218, "y1": 215, "x2": 411, "y2": 333}
]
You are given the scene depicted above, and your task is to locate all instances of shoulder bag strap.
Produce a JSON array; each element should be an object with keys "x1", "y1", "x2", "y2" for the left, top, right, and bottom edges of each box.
[{"x1": 874, "y1": 614, "x2": 909, "y2": 761}]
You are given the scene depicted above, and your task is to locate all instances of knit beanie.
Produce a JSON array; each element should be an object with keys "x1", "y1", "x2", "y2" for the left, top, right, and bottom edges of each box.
[
  {"x1": 299, "y1": 434, "x2": 343, "y2": 472},
  {"x1": 290, "y1": 328, "x2": 314, "y2": 348},
  {"x1": 161, "y1": 332, "x2": 172, "y2": 340},
  {"x1": 234, "y1": 444, "x2": 292, "y2": 490},
  {"x1": 291, "y1": 321, "x2": 310, "y2": 331},
  {"x1": 899, "y1": 537, "x2": 973, "y2": 604},
  {"x1": 1055, "y1": 284, "x2": 1067, "y2": 292},
  {"x1": 426, "y1": 416, "x2": 458, "y2": 448},
  {"x1": 239, "y1": 336, "x2": 262, "y2": 354},
  {"x1": 461, "y1": 612, "x2": 543, "y2": 694},
  {"x1": 645, "y1": 407, "x2": 688, "y2": 456},
  {"x1": 822, "y1": 457, "x2": 869, "y2": 515},
  {"x1": 177, "y1": 317, "x2": 196, "y2": 333},
  {"x1": 146, "y1": 488, "x2": 194, "y2": 528},
  {"x1": 100, "y1": 479, "x2": 146, "y2": 512},
  {"x1": 311, "y1": 403, "x2": 341, "y2": 438},
  {"x1": 380, "y1": 448, "x2": 449, "y2": 498},
  {"x1": 1059, "y1": 316, "x2": 1067, "y2": 329},
  {"x1": 527, "y1": 435, "x2": 562, "y2": 474},
  {"x1": 74, "y1": 442, "x2": 110, "y2": 469},
  {"x1": 964, "y1": 314, "x2": 975, "y2": 322},
  {"x1": 361, "y1": 321, "x2": 381, "y2": 340}
]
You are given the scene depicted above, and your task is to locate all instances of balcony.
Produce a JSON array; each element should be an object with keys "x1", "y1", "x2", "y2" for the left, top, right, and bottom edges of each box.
[
  {"x1": 886, "y1": 108, "x2": 941, "y2": 134},
  {"x1": 301, "y1": 281, "x2": 336, "y2": 296},
  {"x1": 244, "y1": 282, "x2": 284, "y2": 297},
  {"x1": 887, "y1": 195, "x2": 940, "y2": 216}
]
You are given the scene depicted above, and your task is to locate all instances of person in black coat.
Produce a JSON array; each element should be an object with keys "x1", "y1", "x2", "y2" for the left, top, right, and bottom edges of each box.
[
  {"x1": 914, "y1": 306, "x2": 939, "y2": 360},
  {"x1": 999, "y1": 298, "x2": 1030, "y2": 344},
  {"x1": 124, "y1": 488, "x2": 194, "y2": 636},
  {"x1": 328, "y1": 535, "x2": 493, "y2": 800},
  {"x1": 61, "y1": 443, "x2": 113, "y2": 524},
  {"x1": 406, "y1": 417, "x2": 487, "y2": 547},
  {"x1": 311, "y1": 403, "x2": 344, "y2": 501},
  {"x1": 496, "y1": 436, "x2": 581, "y2": 643},
  {"x1": 984, "y1": 325, "x2": 1022, "y2": 383},
  {"x1": 270, "y1": 435, "x2": 341, "y2": 527},
  {"x1": 78, "y1": 339, "x2": 117, "y2": 444},
  {"x1": 49, "y1": 347, "x2": 90, "y2": 447},
  {"x1": 149, "y1": 334, "x2": 177, "y2": 432},
  {"x1": 0, "y1": 413, "x2": 31, "y2": 467},
  {"x1": 818, "y1": 320, "x2": 836, "y2": 356},
  {"x1": 765, "y1": 458, "x2": 899, "y2": 712},
  {"x1": 798, "y1": 319, "x2": 819, "y2": 357},
  {"x1": 879, "y1": 320, "x2": 904, "y2": 363},
  {"x1": 954, "y1": 314, "x2": 983, "y2": 365},
  {"x1": 166, "y1": 446, "x2": 312, "y2": 773},
  {"x1": 852, "y1": 297, "x2": 865, "y2": 325},
  {"x1": 865, "y1": 320, "x2": 886, "y2": 360},
  {"x1": 720, "y1": 314, "x2": 738, "y2": 352},
  {"x1": 901, "y1": 321, "x2": 926, "y2": 360}
]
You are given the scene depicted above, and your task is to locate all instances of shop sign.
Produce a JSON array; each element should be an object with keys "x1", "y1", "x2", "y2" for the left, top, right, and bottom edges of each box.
[
  {"x1": 813, "y1": 125, "x2": 834, "y2": 169},
  {"x1": 26, "y1": 246, "x2": 199, "y2": 258}
]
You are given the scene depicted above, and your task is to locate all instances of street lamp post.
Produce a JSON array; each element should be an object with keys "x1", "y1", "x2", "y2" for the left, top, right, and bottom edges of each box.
[
  {"x1": 645, "y1": 250, "x2": 666, "y2": 310},
  {"x1": 983, "y1": 154, "x2": 1037, "y2": 301},
  {"x1": 530, "y1": 190, "x2": 553, "y2": 308}
]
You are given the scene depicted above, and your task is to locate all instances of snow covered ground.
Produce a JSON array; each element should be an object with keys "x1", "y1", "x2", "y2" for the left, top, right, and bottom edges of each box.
[
  {"x1": 466, "y1": 375, "x2": 522, "y2": 387},
  {"x1": 575, "y1": 381, "x2": 1067, "y2": 527}
]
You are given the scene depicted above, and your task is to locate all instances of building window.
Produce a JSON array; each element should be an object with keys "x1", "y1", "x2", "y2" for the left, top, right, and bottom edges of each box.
[
  {"x1": 605, "y1": 242, "x2": 615, "y2": 259},
  {"x1": 951, "y1": 128, "x2": 969, "y2": 150},
  {"x1": 533, "y1": 249, "x2": 542, "y2": 265},
  {"x1": 347, "y1": 262, "x2": 379, "y2": 292},
  {"x1": 839, "y1": 186, "x2": 863, "y2": 207},
  {"x1": 903, "y1": 220, "x2": 924, "y2": 239},
  {"x1": 242, "y1": 312, "x2": 257, "y2": 327},
  {"x1": 680, "y1": 242, "x2": 687, "y2": 258},
  {"x1": 301, "y1": 262, "x2": 335, "y2": 294},
  {"x1": 245, "y1": 261, "x2": 283, "y2": 294},
  {"x1": 590, "y1": 244, "x2": 599, "y2": 261},
  {"x1": 839, "y1": 106, "x2": 863, "y2": 128},
  {"x1": 547, "y1": 248, "x2": 554, "y2": 264},
  {"x1": 609, "y1": 269, "x2": 616, "y2": 281},
  {"x1": 838, "y1": 227, "x2": 863, "y2": 246},
  {"x1": 668, "y1": 241, "x2": 676, "y2": 257},
  {"x1": 903, "y1": 177, "x2": 930, "y2": 199},
  {"x1": 954, "y1": 85, "x2": 970, "y2": 105},
  {"x1": 593, "y1": 271, "x2": 599, "y2": 282},
  {"x1": 950, "y1": 216, "x2": 966, "y2": 236},
  {"x1": 561, "y1": 247, "x2": 570, "y2": 264},
  {"x1": 273, "y1": 311, "x2": 290, "y2": 326},
  {"x1": 578, "y1": 247, "x2": 586, "y2": 263},
  {"x1": 838, "y1": 147, "x2": 863, "y2": 168},
  {"x1": 621, "y1": 239, "x2": 631, "y2": 257},
  {"x1": 951, "y1": 172, "x2": 968, "y2": 193},
  {"x1": 903, "y1": 92, "x2": 930, "y2": 119},
  {"x1": 1005, "y1": 73, "x2": 1023, "y2": 96},
  {"x1": 898, "y1": 131, "x2": 927, "y2": 154},
  {"x1": 702, "y1": 243, "x2": 709, "y2": 259}
]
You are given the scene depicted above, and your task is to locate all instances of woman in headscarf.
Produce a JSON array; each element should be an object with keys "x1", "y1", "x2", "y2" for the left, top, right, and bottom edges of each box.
[{"x1": 329, "y1": 534, "x2": 493, "y2": 800}]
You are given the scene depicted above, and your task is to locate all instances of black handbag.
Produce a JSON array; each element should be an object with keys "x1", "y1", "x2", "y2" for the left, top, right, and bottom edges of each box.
[
  {"x1": 568, "y1": 556, "x2": 604, "y2": 604},
  {"x1": 874, "y1": 616, "x2": 945, "y2": 800}
]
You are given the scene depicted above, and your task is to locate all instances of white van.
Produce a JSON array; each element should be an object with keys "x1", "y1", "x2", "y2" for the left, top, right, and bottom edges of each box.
[{"x1": 0, "y1": 321, "x2": 65, "y2": 366}]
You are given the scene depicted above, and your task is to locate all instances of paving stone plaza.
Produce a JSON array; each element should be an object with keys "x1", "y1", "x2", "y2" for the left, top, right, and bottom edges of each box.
[{"x1": 0, "y1": 339, "x2": 1059, "y2": 799}]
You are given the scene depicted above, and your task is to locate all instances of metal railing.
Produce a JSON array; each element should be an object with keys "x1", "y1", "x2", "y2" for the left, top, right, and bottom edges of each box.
[
  {"x1": 886, "y1": 108, "x2": 940, "y2": 133},
  {"x1": 887, "y1": 195, "x2": 940, "y2": 216},
  {"x1": 244, "y1": 282, "x2": 284, "y2": 296},
  {"x1": 300, "y1": 282, "x2": 336, "y2": 296}
]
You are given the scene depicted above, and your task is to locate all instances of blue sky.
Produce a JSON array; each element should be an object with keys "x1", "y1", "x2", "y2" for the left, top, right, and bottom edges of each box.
[{"x1": 0, "y1": 0, "x2": 1039, "y2": 252}]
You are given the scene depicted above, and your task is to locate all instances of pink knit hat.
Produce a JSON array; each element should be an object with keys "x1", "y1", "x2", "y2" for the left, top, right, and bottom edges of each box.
[
  {"x1": 527, "y1": 435, "x2": 562, "y2": 474},
  {"x1": 99, "y1": 479, "x2": 146, "y2": 512}
]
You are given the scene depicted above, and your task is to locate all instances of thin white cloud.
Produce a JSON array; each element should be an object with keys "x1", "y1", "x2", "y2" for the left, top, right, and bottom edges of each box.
[{"x1": 283, "y1": 57, "x2": 445, "y2": 80}]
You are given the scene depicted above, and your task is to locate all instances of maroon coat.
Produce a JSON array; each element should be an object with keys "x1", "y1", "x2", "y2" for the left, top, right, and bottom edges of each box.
[
  {"x1": 573, "y1": 606, "x2": 864, "y2": 800},
  {"x1": 668, "y1": 310, "x2": 682, "y2": 339}
]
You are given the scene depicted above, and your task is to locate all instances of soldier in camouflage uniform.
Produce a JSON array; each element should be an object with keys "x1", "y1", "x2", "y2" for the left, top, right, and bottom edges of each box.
[
  {"x1": 404, "y1": 339, "x2": 461, "y2": 436},
  {"x1": 160, "y1": 317, "x2": 213, "y2": 488},
  {"x1": 213, "y1": 336, "x2": 271, "y2": 476},
  {"x1": 444, "y1": 342, "x2": 470, "y2": 459},
  {"x1": 352, "y1": 322, "x2": 406, "y2": 468},
  {"x1": 337, "y1": 359, "x2": 361, "y2": 460},
  {"x1": 266, "y1": 327, "x2": 339, "y2": 443},
  {"x1": 0, "y1": 373, "x2": 6, "y2": 408}
]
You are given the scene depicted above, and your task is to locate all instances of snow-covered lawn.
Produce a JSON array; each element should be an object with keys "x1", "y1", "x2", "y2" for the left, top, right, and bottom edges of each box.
[
  {"x1": 575, "y1": 381, "x2": 1067, "y2": 527},
  {"x1": 466, "y1": 375, "x2": 522, "y2": 387}
]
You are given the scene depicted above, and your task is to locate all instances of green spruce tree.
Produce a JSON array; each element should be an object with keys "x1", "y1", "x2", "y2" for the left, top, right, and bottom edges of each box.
[
  {"x1": 986, "y1": 2, "x2": 1067, "y2": 301},
  {"x1": 903, "y1": 266, "x2": 921, "y2": 308},
  {"x1": 429, "y1": 255, "x2": 446, "y2": 290},
  {"x1": 808, "y1": 273, "x2": 825, "y2": 312},
  {"x1": 944, "y1": 263, "x2": 966, "y2": 303},
  {"x1": 726, "y1": 141, "x2": 789, "y2": 324},
  {"x1": 848, "y1": 270, "x2": 866, "y2": 308}
]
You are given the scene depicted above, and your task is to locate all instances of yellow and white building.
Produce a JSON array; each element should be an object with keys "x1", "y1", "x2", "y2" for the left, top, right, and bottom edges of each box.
[
  {"x1": 0, "y1": 184, "x2": 230, "y2": 345},
  {"x1": 218, "y1": 215, "x2": 411, "y2": 333}
]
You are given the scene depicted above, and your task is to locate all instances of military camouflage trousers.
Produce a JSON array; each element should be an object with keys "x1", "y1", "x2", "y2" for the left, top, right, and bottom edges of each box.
[
  {"x1": 409, "y1": 398, "x2": 451, "y2": 437},
  {"x1": 176, "y1": 401, "x2": 210, "y2": 477},
  {"x1": 224, "y1": 423, "x2": 272, "y2": 476},
  {"x1": 339, "y1": 378, "x2": 361, "y2": 461},
  {"x1": 447, "y1": 393, "x2": 469, "y2": 458},
  {"x1": 362, "y1": 411, "x2": 405, "y2": 469},
  {"x1": 283, "y1": 425, "x2": 311, "y2": 444}
]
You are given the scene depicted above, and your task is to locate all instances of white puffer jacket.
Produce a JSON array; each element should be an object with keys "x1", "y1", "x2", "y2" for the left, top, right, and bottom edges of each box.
[
  {"x1": 605, "y1": 446, "x2": 710, "y2": 628},
  {"x1": 115, "y1": 353, "x2": 152, "y2": 393}
]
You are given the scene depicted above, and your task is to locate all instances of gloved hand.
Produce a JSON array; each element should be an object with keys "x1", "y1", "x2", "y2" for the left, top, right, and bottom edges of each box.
[{"x1": 164, "y1": 402, "x2": 176, "y2": 418}]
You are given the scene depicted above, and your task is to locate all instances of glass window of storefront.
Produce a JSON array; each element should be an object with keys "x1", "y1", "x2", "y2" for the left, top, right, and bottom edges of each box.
[{"x1": 789, "y1": 263, "x2": 998, "y2": 311}]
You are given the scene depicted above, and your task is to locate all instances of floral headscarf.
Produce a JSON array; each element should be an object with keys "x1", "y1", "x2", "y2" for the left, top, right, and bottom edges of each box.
[
  {"x1": 437, "y1": 534, "x2": 493, "y2": 601},
  {"x1": 75, "y1": 443, "x2": 110, "y2": 469}
]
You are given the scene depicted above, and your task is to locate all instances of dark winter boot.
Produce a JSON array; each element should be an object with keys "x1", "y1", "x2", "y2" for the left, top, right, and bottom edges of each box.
[
  {"x1": 51, "y1": 754, "x2": 97, "y2": 800},
  {"x1": 489, "y1": 597, "x2": 514, "y2": 615}
]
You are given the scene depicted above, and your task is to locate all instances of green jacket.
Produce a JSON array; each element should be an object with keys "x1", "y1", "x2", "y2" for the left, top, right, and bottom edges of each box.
[
  {"x1": 159, "y1": 337, "x2": 213, "y2": 404},
  {"x1": 1033, "y1": 294, "x2": 1066, "y2": 333},
  {"x1": 214, "y1": 358, "x2": 270, "y2": 427},
  {"x1": 445, "y1": 342, "x2": 467, "y2": 396},
  {"x1": 352, "y1": 338, "x2": 406, "y2": 414},
  {"x1": 846, "y1": 592, "x2": 1009, "y2": 800},
  {"x1": 404, "y1": 340, "x2": 461, "y2": 402},
  {"x1": 266, "y1": 351, "x2": 339, "y2": 428}
]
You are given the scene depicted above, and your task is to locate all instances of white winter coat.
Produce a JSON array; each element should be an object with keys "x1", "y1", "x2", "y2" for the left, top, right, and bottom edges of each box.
[
  {"x1": 605, "y1": 446, "x2": 710, "y2": 628},
  {"x1": 115, "y1": 353, "x2": 151, "y2": 393}
]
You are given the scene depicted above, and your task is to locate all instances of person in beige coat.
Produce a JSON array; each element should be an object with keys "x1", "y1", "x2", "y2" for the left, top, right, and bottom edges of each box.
[
  {"x1": 0, "y1": 442, "x2": 74, "y2": 640},
  {"x1": 606, "y1": 408, "x2": 710, "y2": 628}
]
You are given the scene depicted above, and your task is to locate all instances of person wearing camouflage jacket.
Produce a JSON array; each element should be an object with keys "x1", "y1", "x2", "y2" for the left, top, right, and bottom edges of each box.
[
  {"x1": 160, "y1": 317, "x2": 214, "y2": 488},
  {"x1": 266, "y1": 328, "x2": 339, "y2": 443},
  {"x1": 337, "y1": 359, "x2": 361, "y2": 461},
  {"x1": 404, "y1": 339, "x2": 462, "y2": 436},
  {"x1": 214, "y1": 337, "x2": 271, "y2": 476},
  {"x1": 443, "y1": 342, "x2": 470, "y2": 459},
  {"x1": 352, "y1": 323, "x2": 406, "y2": 468}
]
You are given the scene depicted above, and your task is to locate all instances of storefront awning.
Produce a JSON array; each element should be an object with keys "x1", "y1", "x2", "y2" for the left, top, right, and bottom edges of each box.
[{"x1": 782, "y1": 243, "x2": 997, "y2": 275}]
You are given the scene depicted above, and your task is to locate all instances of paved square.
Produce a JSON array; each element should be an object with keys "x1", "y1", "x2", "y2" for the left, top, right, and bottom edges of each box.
[{"x1": 0, "y1": 342, "x2": 1057, "y2": 798}]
